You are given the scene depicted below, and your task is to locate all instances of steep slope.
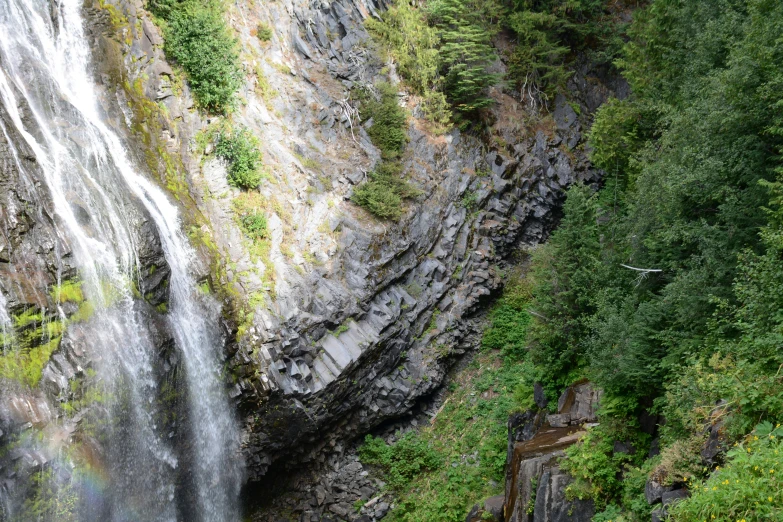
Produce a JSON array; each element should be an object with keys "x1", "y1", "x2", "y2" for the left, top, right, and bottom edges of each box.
[{"x1": 0, "y1": 0, "x2": 626, "y2": 518}]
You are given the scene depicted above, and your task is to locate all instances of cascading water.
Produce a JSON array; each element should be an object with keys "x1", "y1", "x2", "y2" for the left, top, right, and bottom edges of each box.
[{"x1": 0, "y1": 0, "x2": 242, "y2": 519}]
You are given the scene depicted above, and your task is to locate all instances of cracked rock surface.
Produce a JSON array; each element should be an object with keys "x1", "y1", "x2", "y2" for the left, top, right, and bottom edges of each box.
[{"x1": 0, "y1": 0, "x2": 625, "y2": 513}]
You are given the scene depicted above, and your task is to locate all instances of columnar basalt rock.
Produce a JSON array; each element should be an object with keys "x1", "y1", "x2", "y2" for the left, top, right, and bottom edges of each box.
[
  {"x1": 0, "y1": 0, "x2": 625, "y2": 514},
  {"x1": 84, "y1": 0, "x2": 620, "y2": 483}
]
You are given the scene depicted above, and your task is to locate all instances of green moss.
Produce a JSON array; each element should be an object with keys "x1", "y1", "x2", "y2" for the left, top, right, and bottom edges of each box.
[
  {"x1": 155, "y1": 302, "x2": 169, "y2": 314},
  {"x1": 13, "y1": 309, "x2": 43, "y2": 329},
  {"x1": 97, "y1": 0, "x2": 130, "y2": 32},
  {"x1": 70, "y1": 301, "x2": 95, "y2": 323},
  {"x1": 0, "y1": 335, "x2": 62, "y2": 387},
  {"x1": 330, "y1": 321, "x2": 351, "y2": 337},
  {"x1": 51, "y1": 280, "x2": 84, "y2": 304}
]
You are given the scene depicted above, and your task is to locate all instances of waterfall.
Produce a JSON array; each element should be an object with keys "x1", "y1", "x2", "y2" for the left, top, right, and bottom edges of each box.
[{"x1": 0, "y1": 0, "x2": 242, "y2": 519}]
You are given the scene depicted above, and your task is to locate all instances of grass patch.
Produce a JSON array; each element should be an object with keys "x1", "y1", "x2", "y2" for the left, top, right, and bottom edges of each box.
[
  {"x1": 669, "y1": 421, "x2": 783, "y2": 521},
  {"x1": 361, "y1": 350, "x2": 528, "y2": 521},
  {"x1": 351, "y1": 81, "x2": 421, "y2": 220}
]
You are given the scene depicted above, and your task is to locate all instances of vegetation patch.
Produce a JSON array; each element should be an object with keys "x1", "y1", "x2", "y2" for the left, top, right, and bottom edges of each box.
[
  {"x1": 670, "y1": 422, "x2": 783, "y2": 521},
  {"x1": 149, "y1": 0, "x2": 241, "y2": 114},
  {"x1": 358, "y1": 276, "x2": 534, "y2": 520},
  {"x1": 520, "y1": 0, "x2": 783, "y2": 518},
  {"x1": 255, "y1": 22, "x2": 273, "y2": 42},
  {"x1": 215, "y1": 125, "x2": 265, "y2": 189},
  {"x1": 352, "y1": 82, "x2": 420, "y2": 220}
]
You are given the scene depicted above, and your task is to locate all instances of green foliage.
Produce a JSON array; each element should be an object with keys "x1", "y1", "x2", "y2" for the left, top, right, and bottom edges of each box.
[
  {"x1": 522, "y1": 0, "x2": 783, "y2": 517},
  {"x1": 361, "y1": 82, "x2": 408, "y2": 161},
  {"x1": 367, "y1": 0, "x2": 500, "y2": 124},
  {"x1": 256, "y1": 22, "x2": 273, "y2": 42},
  {"x1": 660, "y1": 354, "x2": 783, "y2": 444},
  {"x1": 505, "y1": 0, "x2": 620, "y2": 99},
  {"x1": 670, "y1": 422, "x2": 783, "y2": 521},
  {"x1": 526, "y1": 183, "x2": 607, "y2": 393},
  {"x1": 0, "y1": 334, "x2": 62, "y2": 388},
  {"x1": 232, "y1": 192, "x2": 272, "y2": 261},
  {"x1": 587, "y1": 97, "x2": 648, "y2": 182},
  {"x1": 153, "y1": 0, "x2": 241, "y2": 114},
  {"x1": 14, "y1": 468, "x2": 78, "y2": 521},
  {"x1": 239, "y1": 211, "x2": 268, "y2": 242},
  {"x1": 353, "y1": 84, "x2": 420, "y2": 220},
  {"x1": 561, "y1": 422, "x2": 650, "y2": 507},
  {"x1": 359, "y1": 432, "x2": 441, "y2": 490},
  {"x1": 481, "y1": 276, "x2": 532, "y2": 359},
  {"x1": 366, "y1": 0, "x2": 452, "y2": 129},
  {"x1": 215, "y1": 126, "x2": 264, "y2": 189},
  {"x1": 426, "y1": 0, "x2": 501, "y2": 116},
  {"x1": 1, "y1": 306, "x2": 65, "y2": 387},
  {"x1": 506, "y1": 10, "x2": 571, "y2": 99},
  {"x1": 351, "y1": 167, "x2": 418, "y2": 220}
]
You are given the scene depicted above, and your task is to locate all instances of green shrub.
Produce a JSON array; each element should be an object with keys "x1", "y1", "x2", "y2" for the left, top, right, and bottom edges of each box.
[
  {"x1": 361, "y1": 82, "x2": 408, "y2": 160},
  {"x1": 256, "y1": 22, "x2": 273, "y2": 42},
  {"x1": 353, "y1": 84, "x2": 420, "y2": 219},
  {"x1": 426, "y1": 0, "x2": 501, "y2": 115},
  {"x1": 481, "y1": 277, "x2": 532, "y2": 359},
  {"x1": 561, "y1": 421, "x2": 650, "y2": 508},
  {"x1": 505, "y1": 0, "x2": 619, "y2": 99},
  {"x1": 670, "y1": 422, "x2": 783, "y2": 522},
  {"x1": 359, "y1": 432, "x2": 441, "y2": 490},
  {"x1": 368, "y1": 0, "x2": 501, "y2": 124},
  {"x1": 215, "y1": 126, "x2": 264, "y2": 189},
  {"x1": 160, "y1": 1, "x2": 241, "y2": 114},
  {"x1": 351, "y1": 164, "x2": 420, "y2": 220},
  {"x1": 366, "y1": 0, "x2": 451, "y2": 128},
  {"x1": 239, "y1": 211, "x2": 268, "y2": 241}
]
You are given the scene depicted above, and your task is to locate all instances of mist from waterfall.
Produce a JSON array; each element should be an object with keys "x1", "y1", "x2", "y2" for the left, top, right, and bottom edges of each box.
[{"x1": 0, "y1": 0, "x2": 242, "y2": 519}]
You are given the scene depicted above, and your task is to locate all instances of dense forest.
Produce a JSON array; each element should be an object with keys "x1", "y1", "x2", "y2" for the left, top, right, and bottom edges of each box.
[
  {"x1": 358, "y1": 0, "x2": 783, "y2": 520},
  {"x1": 528, "y1": 0, "x2": 783, "y2": 518}
]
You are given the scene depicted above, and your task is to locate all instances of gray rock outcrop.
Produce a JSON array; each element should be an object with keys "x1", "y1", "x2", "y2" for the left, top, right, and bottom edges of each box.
[{"x1": 0, "y1": 0, "x2": 626, "y2": 514}]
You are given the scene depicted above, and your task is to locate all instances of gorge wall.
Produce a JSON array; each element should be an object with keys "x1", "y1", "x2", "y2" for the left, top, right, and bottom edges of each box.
[{"x1": 0, "y1": 0, "x2": 625, "y2": 518}]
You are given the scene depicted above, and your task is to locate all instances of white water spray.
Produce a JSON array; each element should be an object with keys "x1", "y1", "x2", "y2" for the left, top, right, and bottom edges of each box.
[{"x1": 0, "y1": 0, "x2": 242, "y2": 519}]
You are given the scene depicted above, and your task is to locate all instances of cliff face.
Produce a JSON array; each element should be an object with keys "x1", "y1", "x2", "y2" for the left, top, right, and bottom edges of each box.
[{"x1": 0, "y1": 0, "x2": 624, "y2": 514}]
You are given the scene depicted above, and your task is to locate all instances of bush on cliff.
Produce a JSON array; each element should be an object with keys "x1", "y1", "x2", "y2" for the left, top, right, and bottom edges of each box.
[
  {"x1": 149, "y1": 0, "x2": 241, "y2": 114},
  {"x1": 352, "y1": 82, "x2": 420, "y2": 220},
  {"x1": 359, "y1": 433, "x2": 441, "y2": 491},
  {"x1": 215, "y1": 126, "x2": 264, "y2": 189}
]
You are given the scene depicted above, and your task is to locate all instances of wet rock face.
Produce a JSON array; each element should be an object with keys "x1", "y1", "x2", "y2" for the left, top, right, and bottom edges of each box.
[
  {"x1": 0, "y1": 93, "x2": 73, "y2": 313},
  {"x1": 0, "y1": 7, "x2": 181, "y2": 510},
  {"x1": 503, "y1": 383, "x2": 601, "y2": 522}
]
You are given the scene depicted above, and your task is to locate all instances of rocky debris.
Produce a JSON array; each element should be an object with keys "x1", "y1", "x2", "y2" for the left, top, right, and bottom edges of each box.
[
  {"x1": 650, "y1": 488, "x2": 690, "y2": 522},
  {"x1": 249, "y1": 446, "x2": 388, "y2": 522},
  {"x1": 532, "y1": 467, "x2": 594, "y2": 522},
  {"x1": 465, "y1": 495, "x2": 505, "y2": 522},
  {"x1": 502, "y1": 382, "x2": 602, "y2": 522},
  {"x1": 700, "y1": 417, "x2": 726, "y2": 466}
]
